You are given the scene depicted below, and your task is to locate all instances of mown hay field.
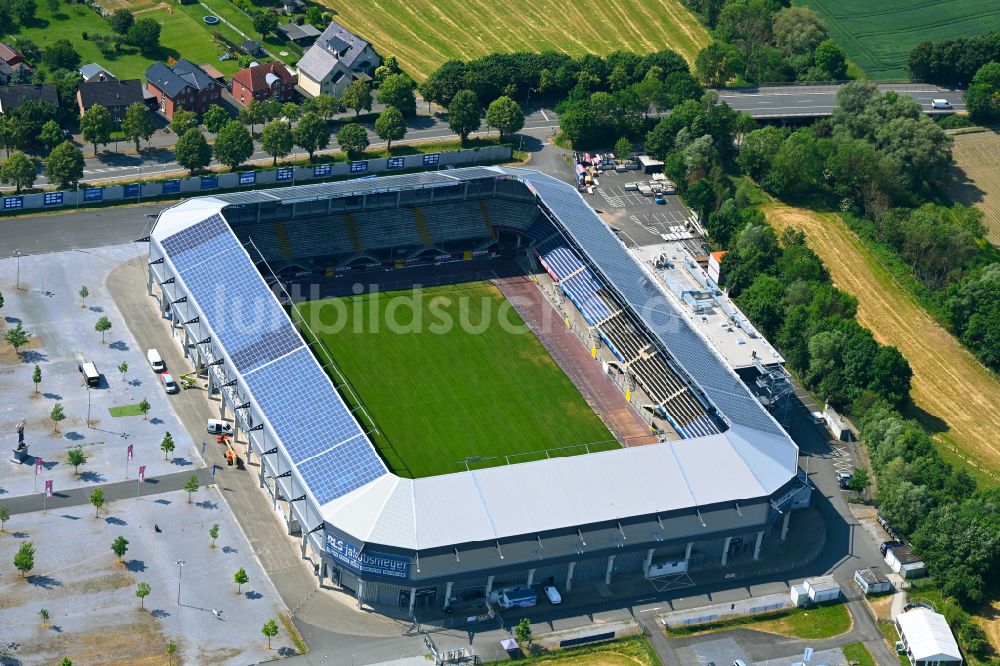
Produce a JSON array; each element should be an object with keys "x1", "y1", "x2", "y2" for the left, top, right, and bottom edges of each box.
[
  {"x1": 761, "y1": 203, "x2": 1000, "y2": 481},
  {"x1": 318, "y1": 0, "x2": 710, "y2": 79},
  {"x1": 794, "y1": 0, "x2": 1000, "y2": 79},
  {"x1": 947, "y1": 130, "x2": 1000, "y2": 246}
]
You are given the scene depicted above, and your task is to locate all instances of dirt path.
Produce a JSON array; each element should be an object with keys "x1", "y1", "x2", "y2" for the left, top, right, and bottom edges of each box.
[
  {"x1": 761, "y1": 203, "x2": 1000, "y2": 479},
  {"x1": 495, "y1": 275, "x2": 659, "y2": 448}
]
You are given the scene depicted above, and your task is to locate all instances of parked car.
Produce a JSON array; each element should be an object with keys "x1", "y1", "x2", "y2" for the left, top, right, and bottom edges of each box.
[
  {"x1": 147, "y1": 348, "x2": 165, "y2": 372},
  {"x1": 654, "y1": 194, "x2": 666, "y2": 204},
  {"x1": 930, "y1": 98, "x2": 952, "y2": 109},
  {"x1": 838, "y1": 472, "x2": 853, "y2": 489},
  {"x1": 624, "y1": 182, "x2": 639, "y2": 191},
  {"x1": 207, "y1": 418, "x2": 234, "y2": 436},
  {"x1": 880, "y1": 540, "x2": 903, "y2": 556},
  {"x1": 160, "y1": 371, "x2": 179, "y2": 394},
  {"x1": 543, "y1": 585, "x2": 562, "y2": 605},
  {"x1": 79, "y1": 361, "x2": 100, "y2": 387}
]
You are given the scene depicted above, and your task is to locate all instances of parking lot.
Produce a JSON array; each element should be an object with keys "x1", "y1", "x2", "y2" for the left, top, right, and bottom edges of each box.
[{"x1": 586, "y1": 170, "x2": 699, "y2": 248}]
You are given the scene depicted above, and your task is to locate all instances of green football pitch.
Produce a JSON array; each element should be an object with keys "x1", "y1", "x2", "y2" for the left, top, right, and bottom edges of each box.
[{"x1": 293, "y1": 282, "x2": 618, "y2": 479}]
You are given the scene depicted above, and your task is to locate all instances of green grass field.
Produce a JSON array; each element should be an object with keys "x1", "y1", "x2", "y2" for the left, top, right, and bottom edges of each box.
[
  {"x1": 108, "y1": 404, "x2": 144, "y2": 417},
  {"x1": 318, "y1": 0, "x2": 710, "y2": 80},
  {"x1": 1, "y1": 1, "x2": 243, "y2": 80},
  {"x1": 294, "y1": 282, "x2": 617, "y2": 479},
  {"x1": 794, "y1": 0, "x2": 1000, "y2": 79}
]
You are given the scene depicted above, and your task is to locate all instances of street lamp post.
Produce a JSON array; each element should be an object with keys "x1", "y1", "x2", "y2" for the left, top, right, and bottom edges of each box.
[
  {"x1": 175, "y1": 560, "x2": 185, "y2": 605},
  {"x1": 14, "y1": 248, "x2": 22, "y2": 290}
]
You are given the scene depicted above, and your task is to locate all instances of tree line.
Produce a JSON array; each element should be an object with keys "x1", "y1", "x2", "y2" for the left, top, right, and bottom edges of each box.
[
  {"x1": 908, "y1": 30, "x2": 1000, "y2": 85},
  {"x1": 685, "y1": 0, "x2": 849, "y2": 85}
]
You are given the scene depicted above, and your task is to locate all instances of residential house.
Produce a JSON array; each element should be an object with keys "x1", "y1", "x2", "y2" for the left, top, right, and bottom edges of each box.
[
  {"x1": 277, "y1": 22, "x2": 321, "y2": 46},
  {"x1": 231, "y1": 61, "x2": 297, "y2": 106},
  {"x1": 77, "y1": 79, "x2": 145, "y2": 127},
  {"x1": 295, "y1": 20, "x2": 380, "y2": 98},
  {"x1": 0, "y1": 43, "x2": 32, "y2": 85},
  {"x1": 79, "y1": 63, "x2": 116, "y2": 83},
  {"x1": 895, "y1": 607, "x2": 963, "y2": 666},
  {"x1": 282, "y1": 0, "x2": 304, "y2": 15},
  {"x1": 0, "y1": 83, "x2": 59, "y2": 114},
  {"x1": 145, "y1": 59, "x2": 224, "y2": 118}
]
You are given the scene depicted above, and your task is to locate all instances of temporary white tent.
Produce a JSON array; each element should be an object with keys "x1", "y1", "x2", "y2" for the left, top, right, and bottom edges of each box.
[{"x1": 896, "y1": 607, "x2": 962, "y2": 665}]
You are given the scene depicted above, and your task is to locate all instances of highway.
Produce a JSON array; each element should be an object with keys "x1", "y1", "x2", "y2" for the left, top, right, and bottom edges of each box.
[{"x1": 716, "y1": 82, "x2": 966, "y2": 118}]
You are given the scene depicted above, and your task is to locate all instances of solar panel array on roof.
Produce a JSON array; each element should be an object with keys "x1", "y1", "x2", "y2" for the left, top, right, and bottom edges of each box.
[
  {"x1": 160, "y1": 213, "x2": 231, "y2": 257},
  {"x1": 158, "y1": 213, "x2": 388, "y2": 505},
  {"x1": 297, "y1": 435, "x2": 387, "y2": 504},
  {"x1": 513, "y1": 170, "x2": 785, "y2": 438}
]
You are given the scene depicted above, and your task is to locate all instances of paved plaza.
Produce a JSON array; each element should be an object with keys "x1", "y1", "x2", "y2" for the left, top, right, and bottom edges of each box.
[
  {"x1": 1, "y1": 245, "x2": 201, "y2": 499},
  {"x1": 0, "y1": 487, "x2": 297, "y2": 665}
]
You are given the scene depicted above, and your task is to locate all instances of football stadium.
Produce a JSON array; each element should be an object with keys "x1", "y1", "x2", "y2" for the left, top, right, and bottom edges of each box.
[{"x1": 146, "y1": 166, "x2": 811, "y2": 613}]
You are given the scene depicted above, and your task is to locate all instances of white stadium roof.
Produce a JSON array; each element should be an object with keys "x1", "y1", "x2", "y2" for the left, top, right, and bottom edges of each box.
[{"x1": 149, "y1": 167, "x2": 799, "y2": 550}]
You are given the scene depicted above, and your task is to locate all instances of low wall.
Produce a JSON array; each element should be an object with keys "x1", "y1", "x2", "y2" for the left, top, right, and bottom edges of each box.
[{"x1": 1, "y1": 145, "x2": 512, "y2": 212}]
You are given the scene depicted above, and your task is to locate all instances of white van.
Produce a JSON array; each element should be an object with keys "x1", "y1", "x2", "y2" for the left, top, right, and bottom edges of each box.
[
  {"x1": 147, "y1": 349, "x2": 165, "y2": 372},
  {"x1": 207, "y1": 419, "x2": 234, "y2": 436},
  {"x1": 80, "y1": 361, "x2": 100, "y2": 387}
]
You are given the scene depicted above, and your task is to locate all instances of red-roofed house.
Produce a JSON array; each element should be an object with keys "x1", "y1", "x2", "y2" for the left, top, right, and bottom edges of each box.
[{"x1": 230, "y1": 62, "x2": 297, "y2": 107}]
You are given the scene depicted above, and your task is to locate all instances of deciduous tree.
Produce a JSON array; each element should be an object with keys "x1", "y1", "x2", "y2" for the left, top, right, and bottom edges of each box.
[
  {"x1": 336, "y1": 122, "x2": 369, "y2": 157},
  {"x1": 374, "y1": 106, "x2": 406, "y2": 151},
  {"x1": 44, "y1": 140, "x2": 85, "y2": 189},
  {"x1": 95, "y1": 315, "x2": 112, "y2": 342},
  {"x1": 91, "y1": 488, "x2": 105, "y2": 517},
  {"x1": 1, "y1": 151, "x2": 35, "y2": 193},
  {"x1": 213, "y1": 120, "x2": 253, "y2": 170},
  {"x1": 66, "y1": 445, "x2": 85, "y2": 470},
  {"x1": 170, "y1": 108, "x2": 198, "y2": 136},
  {"x1": 14, "y1": 541, "x2": 35, "y2": 577},
  {"x1": 262, "y1": 618, "x2": 278, "y2": 648},
  {"x1": 377, "y1": 73, "x2": 416, "y2": 116},
  {"x1": 175, "y1": 127, "x2": 211, "y2": 174},
  {"x1": 293, "y1": 112, "x2": 329, "y2": 161},
  {"x1": 136, "y1": 581, "x2": 151, "y2": 609},
  {"x1": 121, "y1": 102, "x2": 154, "y2": 152},
  {"x1": 341, "y1": 79, "x2": 372, "y2": 118},
  {"x1": 160, "y1": 431, "x2": 175, "y2": 460},
  {"x1": 261, "y1": 120, "x2": 293, "y2": 165},
  {"x1": 484, "y1": 96, "x2": 524, "y2": 140},
  {"x1": 183, "y1": 474, "x2": 199, "y2": 503},
  {"x1": 447, "y1": 90, "x2": 482, "y2": 143},
  {"x1": 234, "y1": 567, "x2": 249, "y2": 593},
  {"x1": 5, "y1": 322, "x2": 31, "y2": 356}
]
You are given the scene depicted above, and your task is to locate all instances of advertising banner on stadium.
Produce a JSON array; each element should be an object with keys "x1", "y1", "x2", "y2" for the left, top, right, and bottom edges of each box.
[
  {"x1": 386, "y1": 156, "x2": 405, "y2": 170},
  {"x1": 3, "y1": 196, "x2": 23, "y2": 209},
  {"x1": 201, "y1": 175, "x2": 219, "y2": 190},
  {"x1": 313, "y1": 164, "x2": 332, "y2": 177},
  {"x1": 83, "y1": 187, "x2": 103, "y2": 202},
  {"x1": 276, "y1": 167, "x2": 294, "y2": 182},
  {"x1": 163, "y1": 180, "x2": 181, "y2": 194},
  {"x1": 124, "y1": 184, "x2": 141, "y2": 199},
  {"x1": 239, "y1": 172, "x2": 256, "y2": 186},
  {"x1": 43, "y1": 192, "x2": 63, "y2": 206},
  {"x1": 326, "y1": 534, "x2": 410, "y2": 579},
  {"x1": 422, "y1": 153, "x2": 440, "y2": 166},
  {"x1": 349, "y1": 161, "x2": 368, "y2": 173}
]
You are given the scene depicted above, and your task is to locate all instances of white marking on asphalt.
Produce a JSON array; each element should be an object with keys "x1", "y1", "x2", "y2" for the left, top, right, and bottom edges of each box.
[{"x1": 540, "y1": 109, "x2": 549, "y2": 121}]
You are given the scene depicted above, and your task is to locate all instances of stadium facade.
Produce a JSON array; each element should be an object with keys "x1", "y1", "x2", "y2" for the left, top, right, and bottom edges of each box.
[{"x1": 146, "y1": 166, "x2": 810, "y2": 613}]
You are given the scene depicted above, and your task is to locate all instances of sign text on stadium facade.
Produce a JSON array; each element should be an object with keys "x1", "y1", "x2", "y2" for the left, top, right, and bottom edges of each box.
[{"x1": 326, "y1": 535, "x2": 410, "y2": 578}]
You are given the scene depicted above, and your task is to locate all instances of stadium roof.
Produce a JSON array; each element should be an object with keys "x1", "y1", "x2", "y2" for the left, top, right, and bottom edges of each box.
[{"x1": 150, "y1": 167, "x2": 799, "y2": 551}]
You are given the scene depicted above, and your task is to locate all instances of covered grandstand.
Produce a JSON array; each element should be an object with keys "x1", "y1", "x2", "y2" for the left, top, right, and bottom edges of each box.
[{"x1": 146, "y1": 166, "x2": 810, "y2": 612}]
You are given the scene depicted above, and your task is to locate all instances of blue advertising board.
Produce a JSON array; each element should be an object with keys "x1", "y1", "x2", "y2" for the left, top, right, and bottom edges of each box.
[
  {"x1": 43, "y1": 192, "x2": 63, "y2": 206},
  {"x1": 386, "y1": 156, "x2": 405, "y2": 170},
  {"x1": 325, "y1": 534, "x2": 409, "y2": 579},
  {"x1": 124, "y1": 183, "x2": 141, "y2": 199},
  {"x1": 422, "y1": 153, "x2": 440, "y2": 166},
  {"x1": 276, "y1": 167, "x2": 294, "y2": 182},
  {"x1": 349, "y1": 160, "x2": 368, "y2": 173},
  {"x1": 201, "y1": 175, "x2": 219, "y2": 190},
  {"x1": 3, "y1": 196, "x2": 23, "y2": 209},
  {"x1": 239, "y1": 172, "x2": 256, "y2": 185},
  {"x1": 83, "y1": 187, "x2": 103, "y2": 202},
  {"x1": 163, "y1": 179, "x2": 181, "y2": 194},
  {"x1": 313, "y1": 164, "x2": 332, "y2": 177}
]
